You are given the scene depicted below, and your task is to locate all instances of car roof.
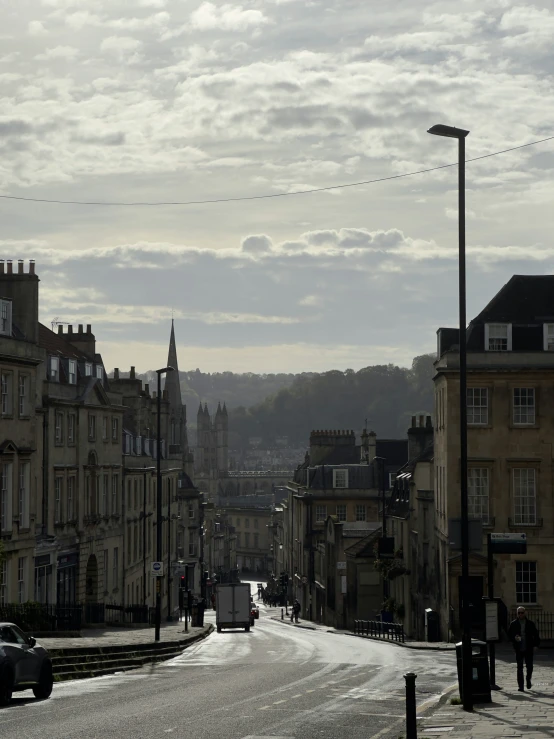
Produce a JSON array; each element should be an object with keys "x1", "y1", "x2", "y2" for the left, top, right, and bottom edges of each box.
[{"x1": 0, "y1": 623, "x2": 18, "y2": 628}]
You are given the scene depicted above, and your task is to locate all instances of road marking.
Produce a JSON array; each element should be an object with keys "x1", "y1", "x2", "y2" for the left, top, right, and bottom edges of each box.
[
  {"x1": 273, "y1": 699, "x2": 287, "y2": 705},
  {"x1": 305, "y1": 689, "x2": 315, "y2": 693},
  {"x1": 259, "y1": 706, "x2": 271, "y2": 711},
  {"x1": 290, "y1": 694, "x2": 303, "y2": 698}
]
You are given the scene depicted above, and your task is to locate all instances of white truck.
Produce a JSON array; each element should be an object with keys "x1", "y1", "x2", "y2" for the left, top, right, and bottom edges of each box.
[{"x1": 215, "y1": 583, "x2": 252, "y2": 632}]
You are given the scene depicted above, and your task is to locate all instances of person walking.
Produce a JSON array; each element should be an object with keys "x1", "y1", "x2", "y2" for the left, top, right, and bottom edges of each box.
[
  {"x1": 292, "y1": 599, "x2": 301, "y2": 624},
  {"x1": 507, "y1": 606, "x2": 540, "y2": 691}
]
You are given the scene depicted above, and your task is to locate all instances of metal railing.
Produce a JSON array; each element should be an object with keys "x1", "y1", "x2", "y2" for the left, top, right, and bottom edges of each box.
[
  {"x1": 0, "y1": 603, "x2": 83, "y2": 632},
  {"x1": 510, "y1": 609, "x2": 554, "y2": 640},
  {"x1": 354, "y1": 619, "x2": 405, "y2": 643},
  {"x1": 105, "y1": 603, "x2": 150, "y2": 624}
]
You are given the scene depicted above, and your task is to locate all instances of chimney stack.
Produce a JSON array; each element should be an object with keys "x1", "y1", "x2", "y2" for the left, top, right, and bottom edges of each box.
[
  {"x1": 130, "y1": 366, "x2": 136, "y2": 380},
  {"x1": 0, "y1": 261, "x2": 4, "y2": 275},
  {"x1": 18, "y1": 260, "x2": 23, "y2": 274},
  {"x1": 7, "y1": 260, "x2": 12, "y2": 274},
  {"x1": 114, "y1": 368, "x2": 120, "y2": 380},
  {"x1": 86, "y1": 324, "x2": 91, "y2": 334},
  {"x1": 29, "y1": 260, "x2": 35, "y2": 275},
  {"x1": 57, "y1": 325, "x2": 63, "y2": 335},
  {"x1": 68, "y1": 324, "x2": 73, "y2": 334},
  {"x1": 0, "y1": 258, "x2": 39, "y2": 343},
  {"x1": 78, "y1": 324, "x2": 83, "y2": 333}
]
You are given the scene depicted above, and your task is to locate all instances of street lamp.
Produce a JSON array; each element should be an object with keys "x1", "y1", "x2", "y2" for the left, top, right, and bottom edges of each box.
[
  {"x1": 155, "y1": 365, "x2": 174, "y2": 642},
  {"x1": 427, "y1": 123, "x2": 471, "y2": 712}
]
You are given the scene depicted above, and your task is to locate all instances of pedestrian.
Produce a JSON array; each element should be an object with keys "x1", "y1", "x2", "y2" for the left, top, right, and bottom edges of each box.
[
  {"x1": 507, "y1": 606, "x2": 540, "y2": 691},
  {"x1": 292, "y1": 599, "x2": 301, "y2": 624}
]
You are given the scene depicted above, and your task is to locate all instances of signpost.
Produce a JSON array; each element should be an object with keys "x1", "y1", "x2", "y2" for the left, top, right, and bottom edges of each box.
[
  {"x1": 152, "y1": 561, "x2": 164, "y2": 577},
  {"x1": 490, "y1": 533, "x2": 527, "y2": 554}
]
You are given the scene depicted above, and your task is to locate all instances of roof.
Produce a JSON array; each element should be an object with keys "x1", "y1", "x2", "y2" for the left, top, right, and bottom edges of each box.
[
  {"x1": 376, "y1": 439, "x2": 409, "y2": 468},
  {"x1": 306, "y1": 464, "x2": 375, "y2": 490},
  {"x1": 388, "y1": 439, "x2": 434, "y2": 519},
  {"x1": 342, "y1": 521, "x2": 381, "y2": 538},
  {"x1": 472, "y1": 275, "x2": 554, "y2": 324},
  {"x1": 344, "y1": 526, "x2": 382, "y2": 558},
  {"x1": 38, "y1": 323, "x2": 90, "y2": 360}
]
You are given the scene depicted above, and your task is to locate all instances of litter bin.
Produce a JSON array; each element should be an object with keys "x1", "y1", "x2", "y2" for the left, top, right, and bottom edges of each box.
[
  {"x1": 191, "y1": 603, "x2": 199, "y2": 627},
  {"x1": 455, "y1": 640, "x2": 491, "y2": 704}
]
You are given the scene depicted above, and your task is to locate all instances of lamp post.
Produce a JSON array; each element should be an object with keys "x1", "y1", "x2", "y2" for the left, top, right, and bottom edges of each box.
[
  {"x1": 155, "y1": 365, "x2": 174, "y2": 642},
  {"x1": 427, "y1": 123, "x2": 471, "y2": 711},
  {"x1": 374, "y1": 455, "x2": 389, "y2": 604}
]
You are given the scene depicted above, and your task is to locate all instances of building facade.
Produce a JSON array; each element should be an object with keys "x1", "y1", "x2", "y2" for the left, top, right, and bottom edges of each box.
[
  {"x1": 434, "y1": 275, "x2": 554, "y2": 639},
  {"x1": 194, "y1": 402, "x2": 228, "y2": 498}
]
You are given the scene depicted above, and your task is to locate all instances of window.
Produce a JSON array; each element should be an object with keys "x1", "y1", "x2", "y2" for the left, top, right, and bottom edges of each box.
[
  {"x1": 0, "y1": 298, "x2": 11, "y2": 336},
  {"x1": 244, "y1": 533, "x2": 250, "y2": 548},
  {"x1": 544, "y1": 324, "x2": 554, "y2": 351},
  {"x1": 236, "y1": 533, "x2": 241, "y2": 547},
  {"x1": 315, "y1": 504, "x2": 327, "y2": 522},
  {"x1": 188, "y1": 539, "x2": 195, "y2": 557},
  {"x1": 113, "y1": 548, "x2": 118, "y2": 590},
  {"x1": 134, "y1": 479, "x2": 138, "y2": 510},
  {"x1": 253, "y1": 533, "x2": 259, "y2": 548},
  {"x1": 18, "y1": 462, "x2": 30, "y2": 528},
  {"x1": 236, "y1": 518, "x2": 241, "y2": 527},
  {"x1": 102, "y1": 416, "x2": 108, "y2": 441},
  {"x1": 513, "y1": 468, "x2": 537, "y2": 525},
  {"x1": 188, "y1": 503, "x2": 194, "y2": 520},
  {"x1": 513, "y1": 388, "x2": 535, "y2": 425},
  {"x1": 516, "y1": 561, "x2": 537, "y2": 604},
  {"x1": 333, "y1": 469, "x2": 348, "y2": 489},
  {"x1": 88, "y1": 414, "x2": 96, "y2": 440},
  {"x1": 67, "y1": 476, "x2": 75, "y2": 521},
  {"x1": 1, "y1": 463, "x2": 12, "y2": 531},
  {"x1": 336, "y1": 504, "x2": 347, "y2": 522},
  {"x1": 355, "y1": 505, "x2": 366, "y2": 522},
  {"x1": 18, "y1": 557, "x2": 25, "y2": 604},
  {"x1": 18, "y1": 375, "x2": 27, "y2": 416},
  {"x1": 96, "y1": 365, "x2": 103, "y2": 380},
  {"x1": 245, "y1": 518, "x2": 250, "y2": 529},
  {"x1": 0, "y1": 561, "x2": 6, "y2": 605},
  {"x1": 85, "y1": 362, "x2": 92, "y2": 376},
  {"x1": 1, "y1": 373, "x2": 11, "y2": 415},
  {"x1": 468, "y1": 469, "x2": 489, "y2": 523},
  {"x1": 254, "y1": 518, "x2": 259, "y2": 529},
  {"x1": 55, "y1": 478, "x2": 62, "y2": 523},
  {"x1": 68, "y1": 360, "x2": 77, "y2": 385},
  {"x1": 103, "y1": 475, "x2": 109, "y2": 516},
  {"x1": 485, "y1": 323, "x2": 511, "y2": 351},
  {"x1": 467, "y1": 388, "x2": 488, "y2": 425},
  {"x1": 50, "y1": 356, "x2": 59, "y2": 381},
  {"x1": 112, "y1": 417, "x2": 119, "y2": 442},
  {"x1": 55, "y1": 412, "x2": 63, "y2": 443},
  {"x1": 68, "y1": 414, "x2": 75, "y2": 443},
  {"x1": 112, "y1": 474, "x2": 118, "y2": 515},
  {"x1": 104, "y1": 550, "x2": 109, "y2": 592}
]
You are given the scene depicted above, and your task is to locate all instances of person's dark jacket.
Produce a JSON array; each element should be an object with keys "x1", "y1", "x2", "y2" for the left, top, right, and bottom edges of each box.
[
  {"x1": 507, "y1": 617, "x2": 540, "y2": 651},
  {"x1": 293, "y1": 601, "x2": 301, "y2": 614}
]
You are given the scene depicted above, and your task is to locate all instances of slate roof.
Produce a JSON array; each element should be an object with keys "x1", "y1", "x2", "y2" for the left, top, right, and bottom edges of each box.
[
  {"x1": 38, "y1": 323, "x2": 90, "y2": 360},
  {"x1": 387, "y1": 440, "x2": 434, "y2": 519},
  {"x1": 376, "y1": 439, "x2": 409, "y2": 468},
  {"x1": 306, "y1": 464, "x2": 375, "y2": 489}
]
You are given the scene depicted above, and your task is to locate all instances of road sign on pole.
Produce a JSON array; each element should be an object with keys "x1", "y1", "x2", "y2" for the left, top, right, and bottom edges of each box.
[
  {"x1": 151, "y1": 561, "x2": 164, "y2": 577},
  {"x1": 490, "y1": 533, "x2": 527, "y2": 554}
]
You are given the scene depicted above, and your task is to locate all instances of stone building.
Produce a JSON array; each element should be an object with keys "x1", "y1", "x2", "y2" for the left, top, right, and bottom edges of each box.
[
  {"x1": 283, "y1": 429, "x2": 408, "y2": 624},
  {"x1": 434, "y1": 275, "x2": 554, "y2": 640},
  {"x1": 203, "y1": 504, "x2": 237, "y2": 597},
  {"x1": 0, "y1": 260, "x2": 43, "y2": 605},
  {"x1": 231, "y1": 505, "x2": 271, "y2": 573},
  {"x1": 194, "y1": 402, "x2": 228, "y2": 498}
]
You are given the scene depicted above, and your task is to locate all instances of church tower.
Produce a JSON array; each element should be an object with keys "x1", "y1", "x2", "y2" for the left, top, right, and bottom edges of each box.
[{"x1": 163, "y1": 319, "x2": 190, "y2": 470}]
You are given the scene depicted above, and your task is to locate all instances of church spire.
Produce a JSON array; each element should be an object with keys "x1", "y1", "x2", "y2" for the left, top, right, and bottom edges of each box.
[{"x1": 163, "y1": 319, "x2": 182, "y2": 411}]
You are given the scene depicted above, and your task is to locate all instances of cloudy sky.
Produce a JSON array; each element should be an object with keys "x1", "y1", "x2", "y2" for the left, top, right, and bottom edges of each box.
[{"x1": 2, "y1": 0, "x2": 554, "y2": 373}]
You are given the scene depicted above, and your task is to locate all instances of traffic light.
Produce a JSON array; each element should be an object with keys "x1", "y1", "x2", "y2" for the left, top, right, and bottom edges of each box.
[{"x1": 180, "y1": 575, "x2": 186, "y2": 588}]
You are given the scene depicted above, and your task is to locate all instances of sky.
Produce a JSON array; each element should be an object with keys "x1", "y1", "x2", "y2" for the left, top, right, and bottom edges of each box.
[{"x1": 2, "y1": 0, "x2": 554, "y2": 374}]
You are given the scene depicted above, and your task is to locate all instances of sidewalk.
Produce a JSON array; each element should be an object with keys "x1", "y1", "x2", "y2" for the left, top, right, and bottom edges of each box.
[
  {"x1": 40, "y1": 620, "x2": 210, "y2": 650},
  {"x1": 419, "y1": 653, "x2": 554, "y2": 738}
]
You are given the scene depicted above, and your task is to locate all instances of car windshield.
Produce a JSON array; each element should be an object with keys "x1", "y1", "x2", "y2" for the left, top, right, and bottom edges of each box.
[{"x1": 0, "y1": 625, "x2": 27, "y2": 645}]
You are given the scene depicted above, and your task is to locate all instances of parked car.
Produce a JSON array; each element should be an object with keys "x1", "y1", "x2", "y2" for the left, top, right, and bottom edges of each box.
[
  {"x1": 251, "y1": 604, "x2": 260, "y2": 620},
  {"x1": 0, "y1": 623, "x2": 53, "y2": 706}
]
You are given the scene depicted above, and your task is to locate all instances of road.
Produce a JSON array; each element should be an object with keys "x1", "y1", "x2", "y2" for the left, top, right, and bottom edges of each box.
[{"x1": 0, "y1": 585, "x2": 457, "y2": 739}]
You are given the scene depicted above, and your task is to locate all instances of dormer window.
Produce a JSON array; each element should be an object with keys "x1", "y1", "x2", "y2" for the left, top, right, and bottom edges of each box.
[
  {"x1": 485, "y1": 323, "x2": 512, "y2": 351},
  {"x1": 50, "y1": 357, "x2": 59, "y2": 381},
  {"x1": 96, "y1": 365, "x2": 103, "y2": 380},
  {"x1": 333, "y1": 468, "x2": 348, "y2": 489},
  {"x1": 0, "y1": 299, "x2": 11, "y2": 336},
  {"x1": 85, "y1": 363, "x2": 92, "y2": 377},
  {"x1": 544, "y1": 324, "x2": 554, "y2": 351},
  {"x1": 68, "y1": 360, "x2": 77, "y2": 385}
]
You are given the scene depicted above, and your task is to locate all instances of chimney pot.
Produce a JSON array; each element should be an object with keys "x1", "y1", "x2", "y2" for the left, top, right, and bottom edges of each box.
[
  {"x1": 145, "y1": 383, "x2": 149, "y2": 395},
  {"x1": 57, "y1": 325, "x2": 63, "y2": 335},
  {"x1": 29, "y1": 260, "x2": 35, "y2": 275},
  {"x1": 419, "y1": 414, "x2": 424, "y2": 428},
  {"x1": 86, "y1": 324, "x2": 91, "y2": 334},
  {"x1": 411, "y1": 415, "x2": 416, "y2": 427},
  {"x1": 18, "y1": 260, "x2": 23, "y2": 274},
  {"x1": 68, "y1": 324, "x2": 73, "y2": 334},
  {"x1": 0, "y1": 260, "x2": 4, "y2": 274},
  {"x1": 114, "y1": 368, "x2": 119, "y2": 380},
  {"x1": 426, "y1": 415, "x2": 432, "y2": 428},
  {"x1": 130, "y1": 366, "x2": 136, "y2": 380},
  {"x1": 78, "y1": 324, "x2": 83, "y2": 333},
  {"x1": 7, "y1": 260, "x2": 13, "y2": 274}
]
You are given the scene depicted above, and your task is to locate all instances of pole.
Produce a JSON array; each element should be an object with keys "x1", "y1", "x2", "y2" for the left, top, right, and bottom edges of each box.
[
  {"x1": 487, "y1": 533, "x2": 497, "y2": 688},
  {"x1": 142, "y1": 469, "x2": 147, "y2": 607},
  {"x1": 155, "y1": 371, "x2": 162, "y2": 642},
  {"x1": 458, "y1": 135, "x2": 472, "y2": 712},
  {"x1": 167, "y1": 502, "x2": 172, "y2": 621},
  {"x1": 404, "y1": 672, "x2": 417, "y2": 739}
]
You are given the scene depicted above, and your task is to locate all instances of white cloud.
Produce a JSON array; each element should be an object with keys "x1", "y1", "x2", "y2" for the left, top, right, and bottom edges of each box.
[
  {"x1": 190, "y1": 2, "x2": 270, "y2": 31},
  {"x1": 35, "y1": 45, "x2": 79, "y2": 60},
  {"x1": 28, "y1": 20, "x2": 48, "y2": 35}
]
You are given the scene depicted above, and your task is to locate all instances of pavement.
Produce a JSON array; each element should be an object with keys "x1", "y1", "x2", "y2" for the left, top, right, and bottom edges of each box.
[
  {"x1": 419, "y1": 650, "x2": 554, "y2": 739},
  {"x1": 39, "y1": 619, "x2": 209, "y2": 650}
]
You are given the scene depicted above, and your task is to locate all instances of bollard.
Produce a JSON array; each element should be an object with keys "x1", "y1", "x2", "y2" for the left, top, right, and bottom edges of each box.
[
  {"x1": 281, "y1": 608, "x2": 284, "y2": 620},
  {"x1": 404, "y1": 672, "x2": 417, "y2": 739}
]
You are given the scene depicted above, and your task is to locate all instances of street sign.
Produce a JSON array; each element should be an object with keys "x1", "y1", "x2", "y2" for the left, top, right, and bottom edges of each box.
[
  {"x1": 484, "y1": 599, "x2": 499, "y2": 642},
  {"x1": 337, "y1": 561, "x2": 346, "y2": 570},
  {"x1": 151, "y1": 561, "x2": 164, "y2": 577},
  {"x1": 490, "y1": 533, "x2": 527, "y2": 554}
]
